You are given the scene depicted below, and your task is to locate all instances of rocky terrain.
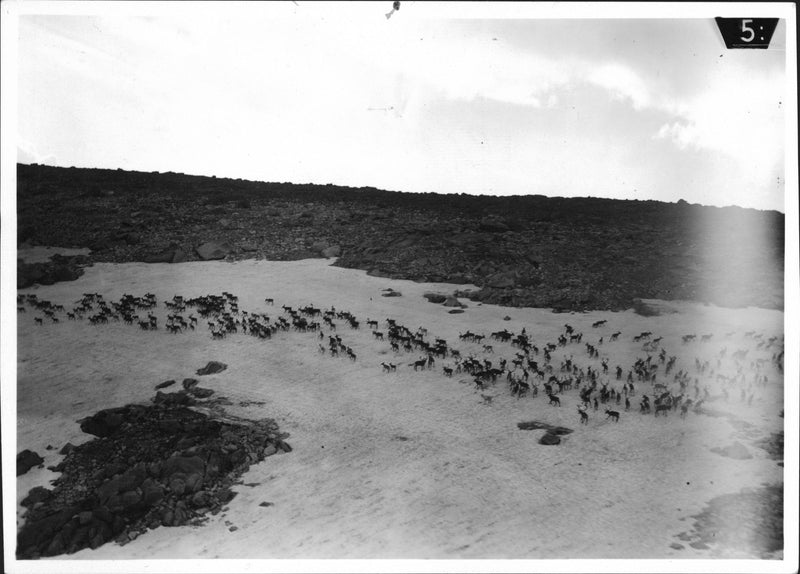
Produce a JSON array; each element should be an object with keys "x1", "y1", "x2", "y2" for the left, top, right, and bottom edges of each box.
[
  {"x1": 16, "y1": 387, "x2": 291, "y2": 559},
  {"x1": 17, "y1": 163, "x2": 785, "y2": 311}
]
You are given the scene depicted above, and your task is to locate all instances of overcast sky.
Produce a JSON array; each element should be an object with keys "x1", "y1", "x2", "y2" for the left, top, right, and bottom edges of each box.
[{"x1": 13, "y1": 3, "x2": 790, "y2": 211}]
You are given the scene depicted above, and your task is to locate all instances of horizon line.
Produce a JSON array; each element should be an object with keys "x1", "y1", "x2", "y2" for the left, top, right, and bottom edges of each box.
[{"x1": 16, "y1": 161, "x2": 786, "y2": 215}]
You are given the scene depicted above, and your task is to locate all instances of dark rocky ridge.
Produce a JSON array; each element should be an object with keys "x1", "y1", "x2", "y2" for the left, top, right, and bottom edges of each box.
[
  {"x1": 17, "y1": 163, "x2": 784, "y2": 311},
  {"x1": 17, "y1": 254, "x2": 90, "y2": 289},
  {"x1": 16, "y1": 391, "x2": 291, "y2": 559}
]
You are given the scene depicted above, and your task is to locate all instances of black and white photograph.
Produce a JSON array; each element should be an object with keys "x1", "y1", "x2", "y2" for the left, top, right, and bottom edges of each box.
[{"x1": 2, "y1": 2, "x2": 797, "y2": 572}]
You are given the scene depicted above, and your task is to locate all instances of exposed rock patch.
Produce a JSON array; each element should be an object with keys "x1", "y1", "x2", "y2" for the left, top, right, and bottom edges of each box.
[
  {"x1": 17, "y1": 255, "x2": 88, "y2": 289},
  {"x1": 16, "y1": 394, "x2": 291, "y2": 559},
  {"x1": 517, "y1": 421, "x2": 574, "y2": 435},
  {"x1": 538, "y1": 433, "x2": 561, "y2": 445},
  {"x1": 517, "y1": 422, "x2": 573, "y2": 446},
  {"x1": 17, "y1": 450, "x2": 44, "y2": 476},
  {"x1": 423, "y1": 292, "x2": 447, "y2": 304},
  {"x1": 196, "y1": 361, "x2": 227, "y2": 376}
]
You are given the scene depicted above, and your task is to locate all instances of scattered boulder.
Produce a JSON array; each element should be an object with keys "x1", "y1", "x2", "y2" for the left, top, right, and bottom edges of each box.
[
  {"x1": 143, "y1": 249, "x2": 176, "y2": 264},
  {"x1": 442, "y1": 295, "x2": 465, "y2": 308},
  {"x1": 59, "y1": 443, "x2": 76, "y2": 455},
  {"x1": 155, "y1": 380, "x2": 176, "y2": 390},
  {"x1": 539, "y1": 432, "x2": 561, "y2": 445},
  {"x1": 321, "y1": 245, "x2": 341, "y2": 258},
  {"x1": 196, "y1": 361, "x2": 227, "y2": 376},
  {"x1": 485, "y1": 271, "x2": 517, "y2": 289},
  {"x1": 17, "y1": 450, "x2": 44, "y2": 476},
  {"x1": 195, "y1": 242, "x2": 233, "y2": 261},
  {"x1": 448, "y1": 309, "x2": 465, "y2": 314},
  {"x1": 517, "y1": 421, "x2": 573, "y2": 435},
  {"x1": 182, "y1": 378, "x2": 199, "y2": 390},
  {"x1": 171, "y1": 249, "x2": 188, "y2": 264},
  {"x1": 78, "y1": 407, "x2": 134, "y2": 438},
  {"x1": 423, "y1": 293, "x2": 447, "y2": 304},
  {"x1": 381, "y1": 289, "x2": 402, "y2": 297}
]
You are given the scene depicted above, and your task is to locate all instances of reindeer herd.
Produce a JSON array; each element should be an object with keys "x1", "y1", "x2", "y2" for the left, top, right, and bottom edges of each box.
[{"x1": 18, "y1": 290, "x2": 784, "y2": 431}]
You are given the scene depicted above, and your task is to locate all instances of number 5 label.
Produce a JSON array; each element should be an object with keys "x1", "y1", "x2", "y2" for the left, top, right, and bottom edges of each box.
[
  {"x1": 715, "y1": 17, "x2": 779, "y2": 49},
  {"x1": 740, "y1": 19, "x2": 755, "y2": 42}
]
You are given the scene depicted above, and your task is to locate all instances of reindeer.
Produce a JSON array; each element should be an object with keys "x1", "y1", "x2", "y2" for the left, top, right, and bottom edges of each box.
[
  {"x1": 410, "y1": 358, "x2": 427, "y2": 371},
  {"x1": 578, "y1": 407, "x2": 589, "y2": 424},
  {"x1": 605, "y1": 409, "x2": 620, "y2": 422},
  {"x1": 508, "y1": 378, "x2": 527, "y2": 398},
  {"x1": 654, "y1": 403, "x2": 671, "y2": 417},
  {"x1": 548, "y1": 393, "x2": 561, "y2": 407}
]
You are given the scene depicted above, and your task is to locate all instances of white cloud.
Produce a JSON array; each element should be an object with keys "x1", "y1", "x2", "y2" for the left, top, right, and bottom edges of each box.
[
  {"x1": 655, "y1": 122, "x2": 697, "y2": 149},
  {"x1": 654, "y1": 66, "x2": 784, "y2": 175},
  {"x1": 586, "y1": 62, "x2": 653, "y2": 110}
]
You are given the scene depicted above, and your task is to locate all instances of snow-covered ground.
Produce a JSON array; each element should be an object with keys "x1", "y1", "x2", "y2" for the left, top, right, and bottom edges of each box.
[{"x1": 8, "y1": 255, "x2": 791, "y2": 569}]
